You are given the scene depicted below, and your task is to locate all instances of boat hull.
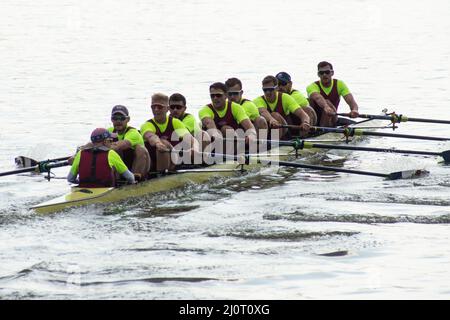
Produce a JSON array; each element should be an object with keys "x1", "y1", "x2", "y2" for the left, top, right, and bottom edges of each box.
[
  {"x1": 32, "y1": 122, "x2": 381, "y2": 214},
  {"x1": 32, "y1": 161, "x2": 248, "y2": 214}
]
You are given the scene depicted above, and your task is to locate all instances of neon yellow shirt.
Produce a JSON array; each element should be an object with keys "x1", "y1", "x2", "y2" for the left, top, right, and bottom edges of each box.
[
  {"x1": 253, "y1": 92, "x2": 300, "y2": 115},
  {"x1": 306, "y1": 79, "x2": 350, "y2": 97},
  {"x1": 107, "y1": 126, "x2": 144, "y2": 149},
  {"x1": 70, "y1": 149, "x2": 128, "y2": 176},
  {"x1": 140, "y1": 116, "x2": 190, "y2": 139},
  {"x1": 240, "y1": 99, "x2": 260, "y2": 121},
  {"x1": 290, "y1": 90, "x2": 309, "y2": 108},
  {"x1": 198, "y1": 100, "x2": 249, "y2": 124},
  {"x1": 181, "y1": 113, "x2": 201, "y2": 134}
]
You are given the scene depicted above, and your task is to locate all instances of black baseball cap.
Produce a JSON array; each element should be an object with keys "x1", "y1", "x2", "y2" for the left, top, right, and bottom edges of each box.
[{"x1": 276, "y1": 72, "x2": 291, "y2": 83}]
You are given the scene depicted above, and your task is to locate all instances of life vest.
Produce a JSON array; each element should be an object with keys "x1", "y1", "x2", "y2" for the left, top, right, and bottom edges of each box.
[
  {"x1": 207, "y1": 100, "x2": 240, "y2": 130},
  {"x1": 78, "y1": 147, "x2": 115, "y2": 188},
  {"x1": 147, "y1": 116, "x2": 179, "y2": 147},
  {"x1": 309, "y1": 79, "x2": 341, "y2": 110},
  {"x1": 261, "y1": 92, "x2": 289, "y2": 120}
]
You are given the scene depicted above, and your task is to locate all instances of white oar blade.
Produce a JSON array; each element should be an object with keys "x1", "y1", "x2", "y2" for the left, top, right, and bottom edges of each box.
[
  {"x1": 388, "y1": 169, "x2": 430, "y2": 180},
  {"x1": 15, "y1": 156, "x2": 38, "y2": 168}
]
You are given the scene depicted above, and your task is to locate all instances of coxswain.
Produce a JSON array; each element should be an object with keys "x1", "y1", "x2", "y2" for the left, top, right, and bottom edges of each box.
[{"x1": 67, "y1": 128, "x2": 136, "y2": 187}]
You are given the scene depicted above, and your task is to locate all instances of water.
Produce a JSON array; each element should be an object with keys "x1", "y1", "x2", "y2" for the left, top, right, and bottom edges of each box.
[{"x1": 1, "y1": 0, "x2": 450, "y2": 299}]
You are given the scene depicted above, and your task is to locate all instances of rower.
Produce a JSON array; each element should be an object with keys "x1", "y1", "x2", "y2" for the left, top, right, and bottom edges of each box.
[
  {"x1": 199, "y1": 82, "x2": 257, "y2": 155},
  {"x1": 168, "y1": 93, "x2": 201, "y2": 135},
  {"x1": 306, "y1": 61, "x2": 359, "y2": 127},
  {"x1": 141, "y1": 93, "x2": 199, "y2": 172},
  {"x1": 253, "y1": 75, "x2": 310, "y2": 140},
  {"x1": 168, "y1": 93, "x2": 211, "y2": 154},
  {"x1": 224, "y1": 77, "x2": 268, "y2": 139},
  {"x1": 276, "y1": 71, "x2": 318, "y2": 127},
  {"x1": 108, "y1": 105, "x2": 150, "y2": 181},
  {"x1": 67, "y1": 128, "x2": 136, "y2": 187}
]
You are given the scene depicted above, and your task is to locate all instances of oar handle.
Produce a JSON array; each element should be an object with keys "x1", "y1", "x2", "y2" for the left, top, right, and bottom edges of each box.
[{"x1": 280, "y1": 124, "x2": 301, "y2": 129}]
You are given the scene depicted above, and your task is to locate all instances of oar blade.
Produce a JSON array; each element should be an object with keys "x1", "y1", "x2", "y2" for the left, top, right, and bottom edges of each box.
[
  {"x1": 387, "y1": 169, "x2": 429, "y2": 180},
  {"x1": 15, "y1": 156, "x2": 71, "y2": 168},
  {"x1": 441, "y1": 150, "x2": 450, "y2": 164},
  {"x1": 15, "y1": 156, "x2": 39, "y2": 168}
]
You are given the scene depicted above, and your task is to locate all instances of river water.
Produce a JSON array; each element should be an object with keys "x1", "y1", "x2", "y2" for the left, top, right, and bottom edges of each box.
[{"x1": 0, "y1": 0, "x2": 449, "y2": 299}]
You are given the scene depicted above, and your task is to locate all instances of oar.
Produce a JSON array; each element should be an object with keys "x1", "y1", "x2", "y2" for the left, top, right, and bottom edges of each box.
[
  {"x1": 337, "y1": 113, "x2": 450, "y2": 125},
  {"x1": 277, "y1": 140, "x2": 450, "y2": 163},
  {"x1": 281, "y1": 123, "x2": 396, "y2": 131},
  {"x1": 0, "y1": 160, "x2": 69, "y2": 177},
  {"x1": 233, "y1": 154, "x2": 427, "y2": 180},
  {"x1": 309, "y1": 126, "x2": 450, "y2": 142},
  {"x1": 220, "y1": 138, "x2": 450, "y2": 163},
  {"x1": 15, "y1": 156, "x2": 71, "y2": 168}
]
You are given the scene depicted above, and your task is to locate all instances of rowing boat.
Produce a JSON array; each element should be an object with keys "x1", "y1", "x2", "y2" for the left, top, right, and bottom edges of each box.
[{"x1": 32, "y1": 119, "x2": 384, "y2": 214}]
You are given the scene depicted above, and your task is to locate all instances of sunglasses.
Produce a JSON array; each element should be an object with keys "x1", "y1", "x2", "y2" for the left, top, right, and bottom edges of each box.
[
  {"x1": 210, "y1": 93, "x2": 224, "y2": 99},
  {"x1": 227, "y1": 91, "x2": 241, "y2": 96},
  {"x1": 151, "y1": 104, "x2": 167, "y2": 110},
  {"x1": 169, "y1": 104, "x2": 185, "y2": 110},
  {"x1": 92, "y1": 132, "x2": 112, "y2": 143},
  {"x1": 111, "y1": 115, "x2": 127, "y2": 121},
  {"x1": 318, "y1": 70, "x2": 332, "y2": 75},
  {"x1": 262, "y1": 87, "x2": 277, "y2": 93},
  {"x1": 278, "y1": 81, "x2": 288, "y2": 86}
]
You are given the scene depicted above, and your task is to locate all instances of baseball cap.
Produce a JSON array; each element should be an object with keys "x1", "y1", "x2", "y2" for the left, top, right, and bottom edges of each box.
[
  {"x1": 276, "y1": 72, "x2": 291, "y2": 83},
  {"x1": 90, "y1": 128, "x2": 117, "y2": 143},
  {"x1": 111, "y1": 105, "x2": 129, "y2": 116}
]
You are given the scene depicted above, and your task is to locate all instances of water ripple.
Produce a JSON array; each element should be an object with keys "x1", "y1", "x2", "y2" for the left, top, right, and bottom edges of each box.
[
  {"x1": 264, "y1": 211, "x2": 450, "y2": 224},
  {"x1": 49, "y1": 276, "x2": 222, "y2": 286},
  {"x1": 298, "y1": 192, "x2": 450, "y2": 206},
  {"x1": 207, "y1": 229, "x2": 359, "y2": 241}
]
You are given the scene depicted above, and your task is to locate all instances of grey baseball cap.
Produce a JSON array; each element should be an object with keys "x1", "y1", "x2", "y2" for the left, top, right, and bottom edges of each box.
[{"x1": 111, "y1": 105, "x2": 129, "y2": 116}]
